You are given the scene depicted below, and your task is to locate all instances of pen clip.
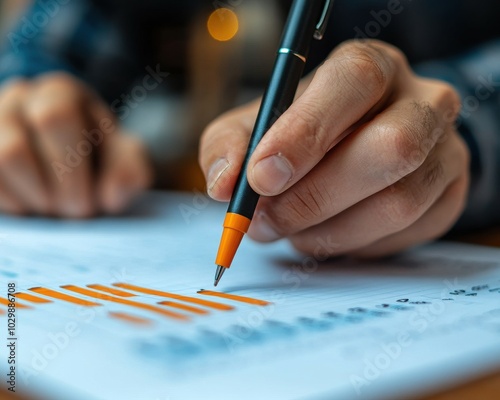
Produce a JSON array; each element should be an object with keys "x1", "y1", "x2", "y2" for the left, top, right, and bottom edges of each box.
[{"x1": 314, "y1": 0, "x2": 334, "y2": 40}]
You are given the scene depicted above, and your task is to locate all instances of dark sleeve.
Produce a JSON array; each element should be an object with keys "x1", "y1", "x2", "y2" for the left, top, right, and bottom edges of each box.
[
  {"x1": 0, "y1": 0, "x2": 144, "y2": 102},
  {"x1": 413, "y1": 39, "x2": 500, "y2": 232}
]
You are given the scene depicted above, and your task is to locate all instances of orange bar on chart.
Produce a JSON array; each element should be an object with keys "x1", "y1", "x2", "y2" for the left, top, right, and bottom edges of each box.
[
  {"x1": 0, "y1": 297, "x2": 32, "y2": 309},
  {"x1": 61, "y1": 285, "x2": 189, "y2": 321},
  {"x1": 158, "y1": 301, "x2": 210, "y2": 315},
  {"x1": 15, "y1": 292, "x2": 53, "y2": 304},
  {"x1": 113, "y1": 283, "x2": 234, "y2": 311},
  {"x1": 109, "y1": 312, "x2": 152, "y2": 326},
  {"x1": 29, "y1": 287, "x2": 101, "y2": 307},
  {"x1": 197, "y1": 290, "x2": 271, "y2": 306},
  {"x1": 87, "y1": 284, "x2": 137, "y2": 297}
]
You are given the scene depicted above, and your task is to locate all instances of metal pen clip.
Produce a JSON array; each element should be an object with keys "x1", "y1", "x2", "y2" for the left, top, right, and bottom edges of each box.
[{"x1": 314, "y1": 0, "x2": 334, "y2": 40}]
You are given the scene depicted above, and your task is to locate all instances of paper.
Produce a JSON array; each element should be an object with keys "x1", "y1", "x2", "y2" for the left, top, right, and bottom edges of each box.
[{"x1": 1, "y1": 192, "x2": 500, "y2": 400}]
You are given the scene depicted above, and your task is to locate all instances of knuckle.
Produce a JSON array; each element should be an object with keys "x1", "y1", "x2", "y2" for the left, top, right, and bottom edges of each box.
[
  {"x1": 286, "y1": 104, "x2": 329, "y2": 155},
  {"x1": 28, "y1": 75, "x2": 85, "y2": 130},
  {"x1": 333, "y1": 41, "x2": 389, "y2": 100},
  {"x1": 376, "y1": 116, "x2": 431, "y2": 176},
  {"x1": 440, "y1": 82, "x2": 461, "y2": 110},
  {"x1": 27, "y1": 100, "x2": 80, "y2": 131},
  {"x1": 375, "y1": 123, "x2": 418, "y2": 176},
  {"x1": 375, "y1": 182, "x2": 428, "y2": 229},
  {"x1": 379, "y1": 42, "x2": 409, "y2": 69},
  {"x1": 434, "y1": 81, "x2": 462, "y2": 122},
  {"x1": 294, "y1": 103, "x2": 323, "y2": 133}
]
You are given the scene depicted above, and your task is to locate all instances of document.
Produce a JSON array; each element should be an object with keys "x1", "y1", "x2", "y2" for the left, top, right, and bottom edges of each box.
[{"x1": 1, "y1": 192, "x2": 500, "y2": 400}]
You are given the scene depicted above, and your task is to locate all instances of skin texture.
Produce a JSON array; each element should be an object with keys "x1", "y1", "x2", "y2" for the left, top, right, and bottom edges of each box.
[
  {"x1": 199, "y1": 40, "x2": 470, "y2": 258},
  {"x1": 0, "y1": 73, "x2": 152, "y2": 218}
]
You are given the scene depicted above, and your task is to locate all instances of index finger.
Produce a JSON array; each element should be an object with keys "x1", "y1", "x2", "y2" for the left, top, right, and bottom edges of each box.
[
  {"x1": 247, "y1": 40, "x2": 402, "y2": 196},
  {"x1": 199, "y1": 101, "x2": 260, "y2": 201},
  {"x1": 0, "y1": 80, "x2": 51, "y2": 214},
  {"x1": 24, "y1": 74, "x2": 95, "y2": 218}
]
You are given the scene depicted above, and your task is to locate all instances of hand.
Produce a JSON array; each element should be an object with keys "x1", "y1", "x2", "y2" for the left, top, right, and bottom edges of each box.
[
  {"x1": 0, "y1": 73, "x2": 152, "y2": 218},
  {"x1": 199, "y1": 40, "x2": 470, "y2": 258}
]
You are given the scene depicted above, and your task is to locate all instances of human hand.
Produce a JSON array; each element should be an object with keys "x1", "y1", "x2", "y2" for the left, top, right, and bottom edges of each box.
[
  {"x1": 199, "y1": 40, "x2": 469, "y2": 258},
  {"x1": 0, "y1": 73, "x2": 152, "y2": 218}
]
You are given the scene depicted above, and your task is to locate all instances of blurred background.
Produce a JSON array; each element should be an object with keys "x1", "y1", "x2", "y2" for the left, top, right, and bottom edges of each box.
[
  {"x1": 2, "y1": 0, "x2": 498, "y2": 197},
  {"x1": 0, "y1": 0, "x2": 285, "y2": 192}
]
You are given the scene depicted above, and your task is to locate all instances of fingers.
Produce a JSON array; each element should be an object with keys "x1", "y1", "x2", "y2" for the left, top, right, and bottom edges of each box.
[
  {"x1": 199, "y1": 40, "x2": 401, "y2": 200},
  {"x1": 199, "y1": 100, "x2": 260, "y2": 201},
  {"x1": 282, "y1": 132, "x2": 468, "y2": 256},
  {"x1": 0, "y1": 80, "x2": 50, "y2": 214},
  {"x1": 198, "y1": 39, "x2": 467, "y2": 258},
  {"x1": 246, "y1": 40, "x2": 404, "y2": 197},
  {"x1": 247, "y1": 90, "x2": 457, "y2": 240},
  {"x1": 92, "y1": 97, "x2": 152, "y2": 214},
  {"x1": 98, "y1": 134, "x2": 153, "y2": 214},
  {"x1": 0, "y1": 73, "x2": 151, "y2": 218},
  {"x1": 349, "y1": 174, "x2": 469, "y2": 258},
  {"x1": 24, "y1": 74, "x2": 96, "y2": 218},
  {"x1": 0, "y1": 116, "x2": 51, "y2": 214},
  {"x1": 199, "y1": 76, "x2": 313, "y2": 202}
]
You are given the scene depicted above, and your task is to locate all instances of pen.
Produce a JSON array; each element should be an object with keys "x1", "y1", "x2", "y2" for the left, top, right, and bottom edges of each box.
[{"x1": 213, "y1": 0, "x2": 334, "y2": 286}]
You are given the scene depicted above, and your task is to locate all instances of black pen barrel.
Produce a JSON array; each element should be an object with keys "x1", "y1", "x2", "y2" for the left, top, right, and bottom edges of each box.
[
  {"x1": 228, "y1": 53, "x2": 305, "y2": 218},
  {"x1": 281, "y1": 0, "x2": 326, "y2": 55},
  {"x1": 228, "y1": 0, "x2": 326, "y2": 219}
]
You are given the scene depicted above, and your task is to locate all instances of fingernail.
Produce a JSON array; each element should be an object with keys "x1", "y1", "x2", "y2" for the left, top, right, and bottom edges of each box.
[
  {"x1": 251, "y1": 154, "x2": 293, "y2": 195},
  {"x1": 248, "y1": 212, "x2": 281, "y2": 242},
  {"x1": 207, "y1": 158, "x2": 230, "y2": 195}
]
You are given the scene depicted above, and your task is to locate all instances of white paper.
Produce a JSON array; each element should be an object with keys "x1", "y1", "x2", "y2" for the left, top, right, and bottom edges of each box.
[{"x1": 1, "y1": 192, "x2": 500, "y2": 400}]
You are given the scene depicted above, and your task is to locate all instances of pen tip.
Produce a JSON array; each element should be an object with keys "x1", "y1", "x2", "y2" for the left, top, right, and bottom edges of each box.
[{"x1": 214, "y1": 265, "x2": 226, "y2": 287}]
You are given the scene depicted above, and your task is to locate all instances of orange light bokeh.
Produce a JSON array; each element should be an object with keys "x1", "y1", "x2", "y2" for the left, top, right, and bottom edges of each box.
[{"x1": 207, "y1": 8, "x2": 239, "y2": 42}]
